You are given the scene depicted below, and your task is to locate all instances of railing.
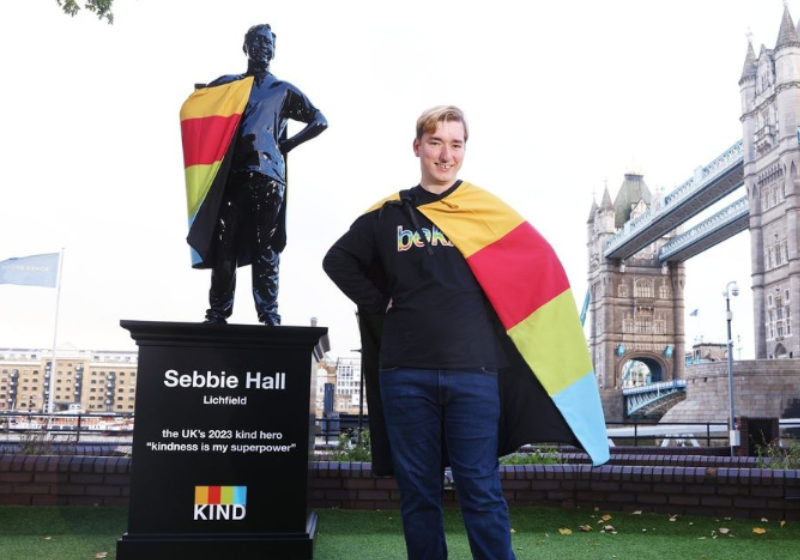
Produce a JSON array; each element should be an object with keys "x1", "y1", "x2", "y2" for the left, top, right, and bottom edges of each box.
[
  {"x1": 1, "y1": 413, "x2": 793, "y2": 451},
  {"x1": 622, "y1": 379, "x2": 687, "y2": 396},
  {"x1": 315, "y1": 414, "x2": 370, "y2": 448},
  {"x1": 623, "y1": 380, "x2": 688, "y2": 416},
  {"x1": 0, "y1": 412, "x2": 134, "y2": 443},
  {"x1": 606, "y1": 420, "x2": 727, "y2": 447},
  {"x1": 604, "y1": 139, "x2": 744, "y2": 256},
  {"x1": 658, "y1": 196, "x2": 749, "y2": 260}
]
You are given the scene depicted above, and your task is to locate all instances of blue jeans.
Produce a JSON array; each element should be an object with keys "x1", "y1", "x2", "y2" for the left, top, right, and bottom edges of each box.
[{"x1": 379, "y1": 367, "x2": 516, "y2": 560}]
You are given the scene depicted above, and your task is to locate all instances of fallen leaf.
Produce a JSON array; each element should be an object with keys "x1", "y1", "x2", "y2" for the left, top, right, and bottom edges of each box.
[
  {"x1": 753, "y1": 527, "x2": 767, "y2": 535},
  {"x1": 719, "y1": 527, "x2": 730, "y2": 535},
  {"x1": 698, "y1": 537, "x2": 707, "y2": 540},
  {"x1": 669, "y1": 515, "x2": 679, "y2": 522},
  {"x1": 558, "y1": 528, "x2": 573, "y2": 535},
  {"x1": 780, "y1": 520, "x2": 786, "y2": 528},
  {"x1": 761, "y1": 517, "x2": 769, "y2": 523},
  {"x1": 642, "y1": 528, "x2": 647, "y2": 532},
  {"x1": 510, "y1": 528, "x2": 516, "y2": 534},
  {"x1": 579, "y1": 525, "x2": 593, "y2": 532},
  {"x1": 689, "y1": 522, "x2": 694, "y2": 526},
  {"x1": 94, "y1": 554, "x2": 108, "y2": 559},
  {"x1": 631, "y1": 510, "x2": 643, "y2": 515},
  {"x1": 42, "y1": 536, "x2": 52, "y2": 540},
  {"x1": 594, "y1": 506, "x2": 600, "y2": 512},
  {"x1": 601, "y1": 514, "x2": 613, "y2": 521},
  {"x1": 603, "y1": 525, "x2": 616, "y2": 532}
]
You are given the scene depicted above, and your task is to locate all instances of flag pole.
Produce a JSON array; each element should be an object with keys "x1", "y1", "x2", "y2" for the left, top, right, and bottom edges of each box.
[{"x1": 46, "y1": 248, "x2": 65, "y2": 415}]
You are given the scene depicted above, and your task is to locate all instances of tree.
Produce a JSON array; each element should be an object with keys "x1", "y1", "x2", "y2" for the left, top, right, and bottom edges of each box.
[{"x1": 57, "y1": 0, "x2": 114, "y2": 24}]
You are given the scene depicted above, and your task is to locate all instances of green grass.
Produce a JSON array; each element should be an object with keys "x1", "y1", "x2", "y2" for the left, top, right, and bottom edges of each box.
[{"x1": 1, "y1": 506, "x2": 798, "y2": 560}]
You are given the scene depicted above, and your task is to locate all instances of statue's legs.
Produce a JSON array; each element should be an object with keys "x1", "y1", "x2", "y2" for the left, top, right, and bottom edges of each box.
[
  {"x1": 247, "y1": 178, "x2": 285, "y2": 326},
  {"x1": 205, "y1": 196, "x2": 241, "y2": 324}
]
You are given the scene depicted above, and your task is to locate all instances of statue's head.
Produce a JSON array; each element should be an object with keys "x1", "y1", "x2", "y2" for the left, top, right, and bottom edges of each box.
[{"x1": 243, "y1": 24, "x2": 276, "y2": 64}]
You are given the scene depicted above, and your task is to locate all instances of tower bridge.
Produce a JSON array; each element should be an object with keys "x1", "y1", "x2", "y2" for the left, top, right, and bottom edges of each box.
[
  {"x1": 604, "y1": 140, "x2": 745, "y2": 261},
  {"x1": 587, "y1": 6, "x2": 800, "y2": 421}
]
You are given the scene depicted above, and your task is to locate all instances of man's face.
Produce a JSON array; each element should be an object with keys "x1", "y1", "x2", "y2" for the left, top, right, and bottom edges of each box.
[
  {"x1": 244, "y1": 28, "x2": 275, "y2": 64},
  {"x1": 413, "y1": 120, "x2": 466, "y2": 191}
]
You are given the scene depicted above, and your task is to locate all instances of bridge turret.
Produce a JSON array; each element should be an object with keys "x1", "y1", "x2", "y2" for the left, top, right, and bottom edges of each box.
[
  {"x1": 775, "y1": 5, "x2": 800, "y2": 53},
  {"x1": 774, "y1": 8, "x2": 800, "y2": 140},
  {"x1": 739, "y1": 40, "x2": 757, "y2": 116},
  {"x1": 599, "y1": 185, "x2": 616, "y2": 233}
]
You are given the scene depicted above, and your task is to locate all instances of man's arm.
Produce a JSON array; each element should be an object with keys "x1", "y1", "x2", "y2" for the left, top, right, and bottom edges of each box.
[
  {"x1": 280, "y1": 86, "x2": 328, "y2": 154},
  {"x1": 323, "y1": 215, "x2": 388, "y2": 314}
]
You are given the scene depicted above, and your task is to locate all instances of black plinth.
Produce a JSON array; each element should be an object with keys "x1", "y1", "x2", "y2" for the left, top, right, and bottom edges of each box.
[{"x1": 116, "y1": 320, "x2": 326, "y2": 560}]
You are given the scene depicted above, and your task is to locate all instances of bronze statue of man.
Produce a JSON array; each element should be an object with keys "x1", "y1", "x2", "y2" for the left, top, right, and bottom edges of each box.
[{"x1": 180, "y1": 24, "x2": 327, "y2": 326}]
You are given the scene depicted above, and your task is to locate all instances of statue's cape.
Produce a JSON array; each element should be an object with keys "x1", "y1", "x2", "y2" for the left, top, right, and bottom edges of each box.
[
  {"x1": 179, "y1": 76, "x2": 254, "y2": 268},
  {"x1": 359, "y1": 182, "x2": 609, "y2": 475}
]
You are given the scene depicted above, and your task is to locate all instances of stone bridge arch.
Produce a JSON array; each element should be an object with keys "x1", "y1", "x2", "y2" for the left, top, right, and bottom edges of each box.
[{"x1": 618, "y1": 353, "x2": 668, "y2": 387}]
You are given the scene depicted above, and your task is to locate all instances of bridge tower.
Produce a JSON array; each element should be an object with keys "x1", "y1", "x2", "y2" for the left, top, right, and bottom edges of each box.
[
  {"x1": 587, "y1": 174, "x2": 686, "y2": 420},
  {"x1": 741, "y1": 6, "x2": 800, "y2": 359}
]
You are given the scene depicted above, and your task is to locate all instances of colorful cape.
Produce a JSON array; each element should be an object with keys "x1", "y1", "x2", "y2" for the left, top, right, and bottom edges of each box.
[
  {"x1": 361, "y1": 182, "x2": 609, "y2": 470},
  {"x1": 179, "y1": 77, "x2": 254, "y2": 269}
]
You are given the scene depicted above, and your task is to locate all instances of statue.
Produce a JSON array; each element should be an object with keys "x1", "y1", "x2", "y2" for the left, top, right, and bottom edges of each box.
[{"x1": 180, "y1": 24, "x2": 327, "y2": 326}]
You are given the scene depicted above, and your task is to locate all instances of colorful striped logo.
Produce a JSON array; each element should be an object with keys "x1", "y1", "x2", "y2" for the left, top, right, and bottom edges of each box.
[{"x1": 195, "y1": 486, "x2": 247, "y2": 505}]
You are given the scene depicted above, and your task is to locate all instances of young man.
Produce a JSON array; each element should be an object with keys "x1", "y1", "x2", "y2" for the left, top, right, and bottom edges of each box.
[{"x1": 324, "y1": 106, "x2": 608, "y2": 560}]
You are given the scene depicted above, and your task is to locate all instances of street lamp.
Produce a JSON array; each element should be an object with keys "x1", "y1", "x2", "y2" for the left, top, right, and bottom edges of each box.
[{"x1": 723, "y1": 281, "x2": 739, "y2": 457}]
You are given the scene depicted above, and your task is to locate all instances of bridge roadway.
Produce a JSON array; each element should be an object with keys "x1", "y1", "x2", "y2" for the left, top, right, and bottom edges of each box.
[
  {"x1": 604, "y1": 139, "x2": 744, "y2": 261},
  {"x1": 658, "y1": 196, "x2": 749, "y2": 261}
]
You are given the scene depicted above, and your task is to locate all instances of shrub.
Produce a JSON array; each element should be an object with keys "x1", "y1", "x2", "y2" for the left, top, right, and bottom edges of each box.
[
  {"x1": 756, "y1": 437, "x2": 800, "y2": 470},
  {"x1": 500, "y1": 447, "x2": 563, "y2": 465},
  {"x1": 329, "y1": 430, "x2": 372, "y2": 462},
  {"x1": 17, "y1": 430, "x2": 77, "y2": 455}
]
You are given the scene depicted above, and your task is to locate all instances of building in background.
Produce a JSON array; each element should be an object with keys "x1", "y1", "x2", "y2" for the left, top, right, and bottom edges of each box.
[
  {"x1": 685, "y1": 342, "x2": 728, "y2": 365},
  {"x1": 315, "y1": 353, "x2": 366, "y2": 418},
  {"x1": 0, "y1": 345, "x2": 137, "y2": 414}
]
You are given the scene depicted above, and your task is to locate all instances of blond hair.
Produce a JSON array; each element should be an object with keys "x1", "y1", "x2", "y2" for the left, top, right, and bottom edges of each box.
[{"x1": 415, "y1": 106, "x2": 468, "y2": 141}]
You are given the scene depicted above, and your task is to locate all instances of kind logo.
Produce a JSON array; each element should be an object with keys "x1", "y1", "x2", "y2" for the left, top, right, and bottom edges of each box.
[{"x1": 194, "y1": 486, "x2": 247, "y2": 521}]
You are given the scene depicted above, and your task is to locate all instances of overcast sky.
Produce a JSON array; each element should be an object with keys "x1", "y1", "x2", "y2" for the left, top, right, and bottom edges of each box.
[{"x1": 0, "y1": 0, "x2": 791, "y2": 359}]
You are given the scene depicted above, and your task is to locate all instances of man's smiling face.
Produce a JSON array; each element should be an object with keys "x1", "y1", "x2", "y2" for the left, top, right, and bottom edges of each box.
[{"x1": 413, "y1": 120, "x2": 466, "y2": 193}]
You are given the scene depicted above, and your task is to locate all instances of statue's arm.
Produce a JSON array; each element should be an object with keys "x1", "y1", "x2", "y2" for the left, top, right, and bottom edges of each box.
[{"x1": 280, "y1": 86, "x2": 328, "y2": 154}]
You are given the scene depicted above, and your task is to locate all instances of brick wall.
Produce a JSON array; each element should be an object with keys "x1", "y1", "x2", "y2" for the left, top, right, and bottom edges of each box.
[
  {"x1": 309, "y1": 461, "x2": 800, "y2": 520},
  {"x1": 2, "y1": 455, "x2": 798, "y2": 520},
  {"x1": 0, "y1": 455, "x2": 129, "y2": 506}
]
